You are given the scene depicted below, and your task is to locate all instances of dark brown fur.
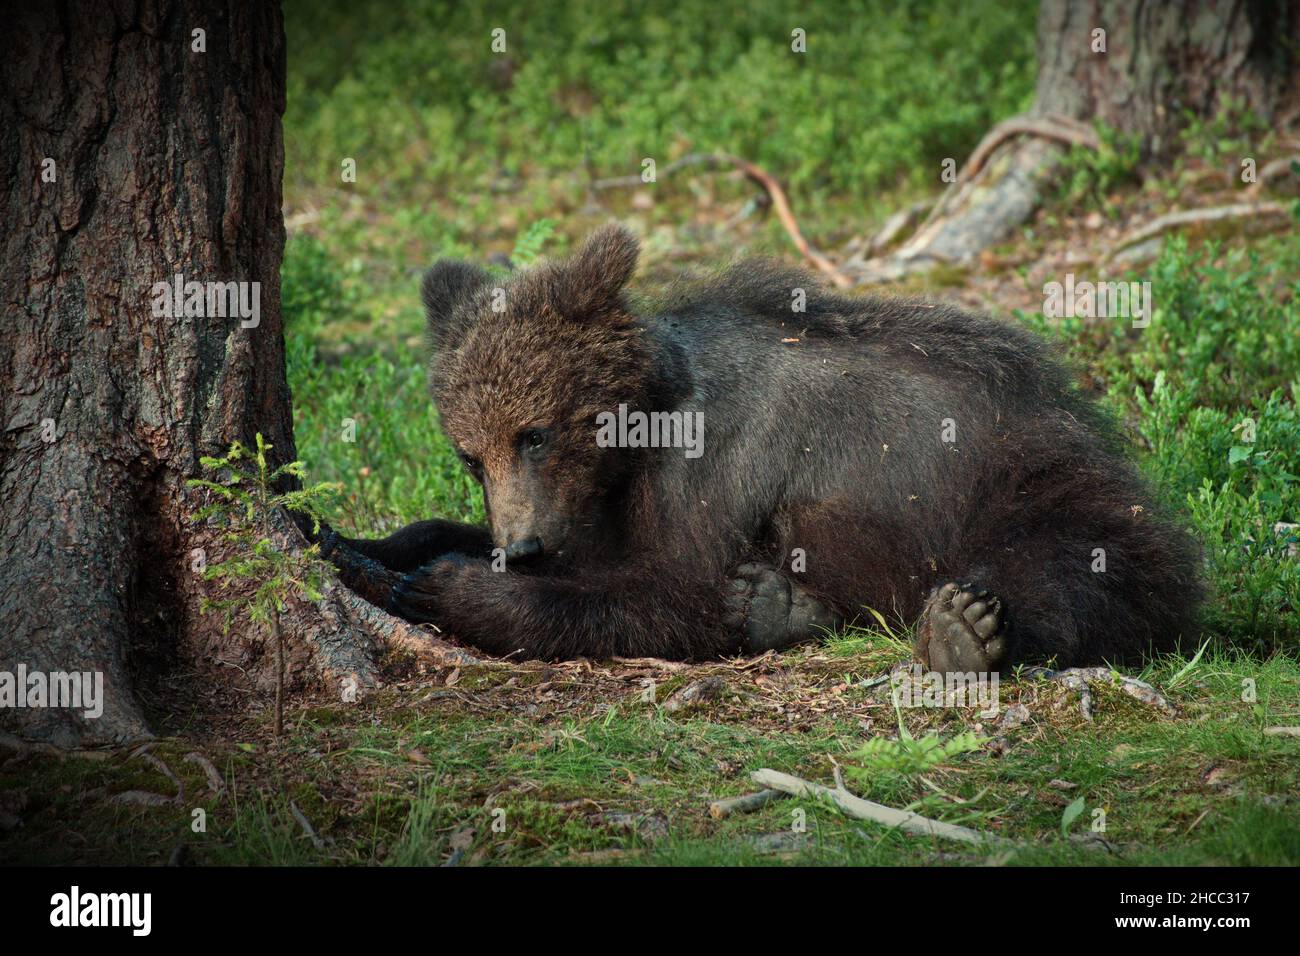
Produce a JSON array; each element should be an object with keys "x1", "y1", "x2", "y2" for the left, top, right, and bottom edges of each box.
[{"x1": 337, "y1": 225, "x2": 1203, "y2": 669}]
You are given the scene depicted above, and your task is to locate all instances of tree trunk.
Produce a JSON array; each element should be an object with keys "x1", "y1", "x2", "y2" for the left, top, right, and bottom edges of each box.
[
  {"x1": 850, "y1": 0, "x2": 1300, "y2": 281},
  {"x1": 1034, "y1": 0, "x2": 1297, "y2": 157},
  {"x1": 0, "y1": 1, "x2": 429, "y2": 747}
]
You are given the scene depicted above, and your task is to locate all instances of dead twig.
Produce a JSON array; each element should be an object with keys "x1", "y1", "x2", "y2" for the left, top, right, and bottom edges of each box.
[
  {"x1": 751, "y1": 768, "x2": 1009, "y2": 846},
  {"x1": 289, "y1": 800, "x2": 326, "y2": 850},
  {"x1": 1264, "y1": 726, "x2": 1300, "y2": 737},
  {"x1": 708, "y1": 789, "x2": 788, "y2": 819},
  {"x1": 1025, "y1": 666, "x2": 1176, "y2": 721}
]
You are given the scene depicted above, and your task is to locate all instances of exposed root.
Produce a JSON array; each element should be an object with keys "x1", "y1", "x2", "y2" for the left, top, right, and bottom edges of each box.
[
  {"x1": 958, "y1": 113, "x2": 1099, "y2": 182},
  {"x1": 183, "y1": 752, "x2": 226, "y2": 798},
  {"x1": 1104, "y1": 201, "x2": 1290, "y2": 261},
  {"x1": 846, "y1": 113, "x2": 1097, "y2": 285},
  {"x1": 1025, "y1": 666, "x2": 1176, "y2": 721}
]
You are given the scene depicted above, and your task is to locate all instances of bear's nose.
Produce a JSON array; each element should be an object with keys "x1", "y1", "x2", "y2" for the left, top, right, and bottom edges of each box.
[{"x1": 504, "y1": 536, "x2": 543, "y2": 564}]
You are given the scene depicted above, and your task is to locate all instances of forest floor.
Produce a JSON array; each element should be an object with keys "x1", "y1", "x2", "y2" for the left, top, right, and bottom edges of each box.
[
  {"x1": 3, "y1": 156, "x2": 1299, "y2": 865},
  {"x1": 4, "y1": 0, "x2": 1299, "y2": 861},
  {"x1": 3, "y1": 632, "x2": 1298, "y2": 865}
]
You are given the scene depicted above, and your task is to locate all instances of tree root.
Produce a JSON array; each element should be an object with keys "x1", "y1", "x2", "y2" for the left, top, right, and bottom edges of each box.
[
  {"x1": 1025, "y1": 666, "x2": 1176, "y2": 721},
  {"x1": 1103, "y1": 201, "x2": 1290, "y2": 262},
  {"x1": 846, "y1": 113, "x2": 1098, "y2": 285}
]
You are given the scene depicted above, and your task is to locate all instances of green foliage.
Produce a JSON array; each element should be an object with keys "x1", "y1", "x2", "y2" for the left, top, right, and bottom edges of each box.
[
  {"x1": 287, "y1": 332, "x2": 482, "y2": 535},
  {"x1": 846, "y1": 730, "x2": 986, "y2": 784},
  {"x1": 284, "y1": 0, "x2": 1037, "y2": 204},
  {"x1": 187, "y1": 434, "x2": 341, "y2": 631},
  {"x1": 281, "y1": 233, "x2": 355, "y2": 336},
  {"x1": 1059, "y1": 795, "x2": 1086, "y2": 838},
  {"x1": 511, "y1": 218, "x2": 557, "y2": 266},
  {"x1": 1054, "y1": 123, "x2": 1142, "y2": 210},
  {"x1": 188, "y1": 435, "x2": 342, "y2": 734},
  {"x1": 1030, "y1": 235, "x2": 1300, "y2": 653},
  {"x1": 1178, "y1": 96, "x2": 1272, "y2": 167}
]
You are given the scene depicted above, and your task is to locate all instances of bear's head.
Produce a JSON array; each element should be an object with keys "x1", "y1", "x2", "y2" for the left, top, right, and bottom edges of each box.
[{"x1": 421, "y1": 225, "x2": 662, "y2": 564}]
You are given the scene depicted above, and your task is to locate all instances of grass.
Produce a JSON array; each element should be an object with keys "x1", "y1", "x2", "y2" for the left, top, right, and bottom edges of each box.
[
  {"x1": 3, "y1": 0, "x2": 1298, "y2": 868},
  {"x1": 3, "y1": 641, "x2": 1298, "y2": 865}
]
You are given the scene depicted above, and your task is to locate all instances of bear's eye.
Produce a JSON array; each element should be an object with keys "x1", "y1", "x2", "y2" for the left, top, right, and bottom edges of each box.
[
  {"x1": 458, "y1": 451, "x2": 481, "y2": 472},
  {"x1": 521, "y1": 428, "x2": 548, "y2": 450}
]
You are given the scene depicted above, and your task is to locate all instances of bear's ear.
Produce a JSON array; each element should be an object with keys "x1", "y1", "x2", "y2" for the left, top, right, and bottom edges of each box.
[
  {"x1": 421, "y1": 260, "x2": 489, "y2": 348},
  {"x1": 561, "y1": 224, "x2": 639, "y2": 321}
]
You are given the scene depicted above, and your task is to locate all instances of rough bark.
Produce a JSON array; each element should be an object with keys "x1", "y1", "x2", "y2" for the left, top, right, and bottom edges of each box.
[
  {"x1": 848, "y1": 0, "x2": 1300, "y2": 283},
  {"x1": 1034, "y1": 0, "x2": 1297, "y2": 157},
  {"x1": 0, "y1": 1, "x2": 412, "y2": 747}
]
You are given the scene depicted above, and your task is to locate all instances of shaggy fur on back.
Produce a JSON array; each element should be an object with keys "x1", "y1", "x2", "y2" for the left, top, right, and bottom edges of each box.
[{"x1": 345, "y1": 226, "x2": 1203, "y2": 667}]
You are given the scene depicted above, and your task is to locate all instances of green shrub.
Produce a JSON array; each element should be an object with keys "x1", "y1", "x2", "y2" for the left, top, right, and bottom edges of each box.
[{"x1": 1028, "y1": 235, "x2": 1300, "y2": 653}]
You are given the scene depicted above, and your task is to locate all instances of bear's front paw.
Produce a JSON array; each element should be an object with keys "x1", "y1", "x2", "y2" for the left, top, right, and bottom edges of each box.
[
  {"x1": 724, "y1": 563, "x2": 840, "y2": 654},
  {"x1": 322, "y1": 533, "x2": 402, "y2": 609},
  {"x1": 915, "y1": 582, "x2": 1010, "y2": 675},
  {"x1": 388, "y1": 555, "x2": 474, "y2": 623}
]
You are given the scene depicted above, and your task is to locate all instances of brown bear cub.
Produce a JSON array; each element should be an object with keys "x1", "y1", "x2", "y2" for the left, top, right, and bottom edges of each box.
[{"x1": 325, "y1": 225, "x2": 1202, "y2": 673}]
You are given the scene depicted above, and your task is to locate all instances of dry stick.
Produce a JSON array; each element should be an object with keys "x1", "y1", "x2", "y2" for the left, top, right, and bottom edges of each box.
[
  {"x1": 709, "y1": 789, "x2": 788, "y2": 820},
  {"x1": 752, "y1": 768, "x2": 1010, "y2": 846},
  {"x1": 593, "y1": 152, "x2": 854, "y2": 289},
  {"x1": 290, "y1": 800, "x2": 326, "y2": 850},
  {"x1": 724, "y1": 154, "x2": 855, "y2": 289},
  {"x1": 1105, "y1": 201, "x2": 1289, "y2": 261}
]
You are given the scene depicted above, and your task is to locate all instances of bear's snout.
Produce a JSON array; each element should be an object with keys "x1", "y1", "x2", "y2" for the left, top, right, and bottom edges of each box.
[{"x1": 504, "y1": 536, "x2": 544, "y2": 564}]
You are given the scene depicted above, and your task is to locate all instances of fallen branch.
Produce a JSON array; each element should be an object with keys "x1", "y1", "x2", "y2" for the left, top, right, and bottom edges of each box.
[
  {"x1": 1248, "y1": 156, "x2": 1299, "y2": 197},
  {"x1": 751, "y1": 768, "x2": 1008, "y2": 846},
  {"x1": 593, "y1": 152, "x2": 853, "y2": 288},
  {"x1": 1105, "y1": 202, "x2": 1289, "y2": 261},
  {"x1": 709, "y1": 789, "x2": 787, "y2": 819},
  {"x1": 289, "y1": 800, "x2": 326, "y2": 850},
  {"x1": 108, "y1": 790, "x2": 174, "y2": 807}
]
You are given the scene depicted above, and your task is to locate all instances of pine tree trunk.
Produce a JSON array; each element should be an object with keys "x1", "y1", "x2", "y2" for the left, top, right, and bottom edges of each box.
[
  {"x1": 852, "y1": 0, "x2": 1299, "y2": 280},
  {"x1": 0, "y1": 1, "x2": 431, "y2": 747},
  {"x1": 1034, "y1": 0, "x2": 1297, "y2": 156}
]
